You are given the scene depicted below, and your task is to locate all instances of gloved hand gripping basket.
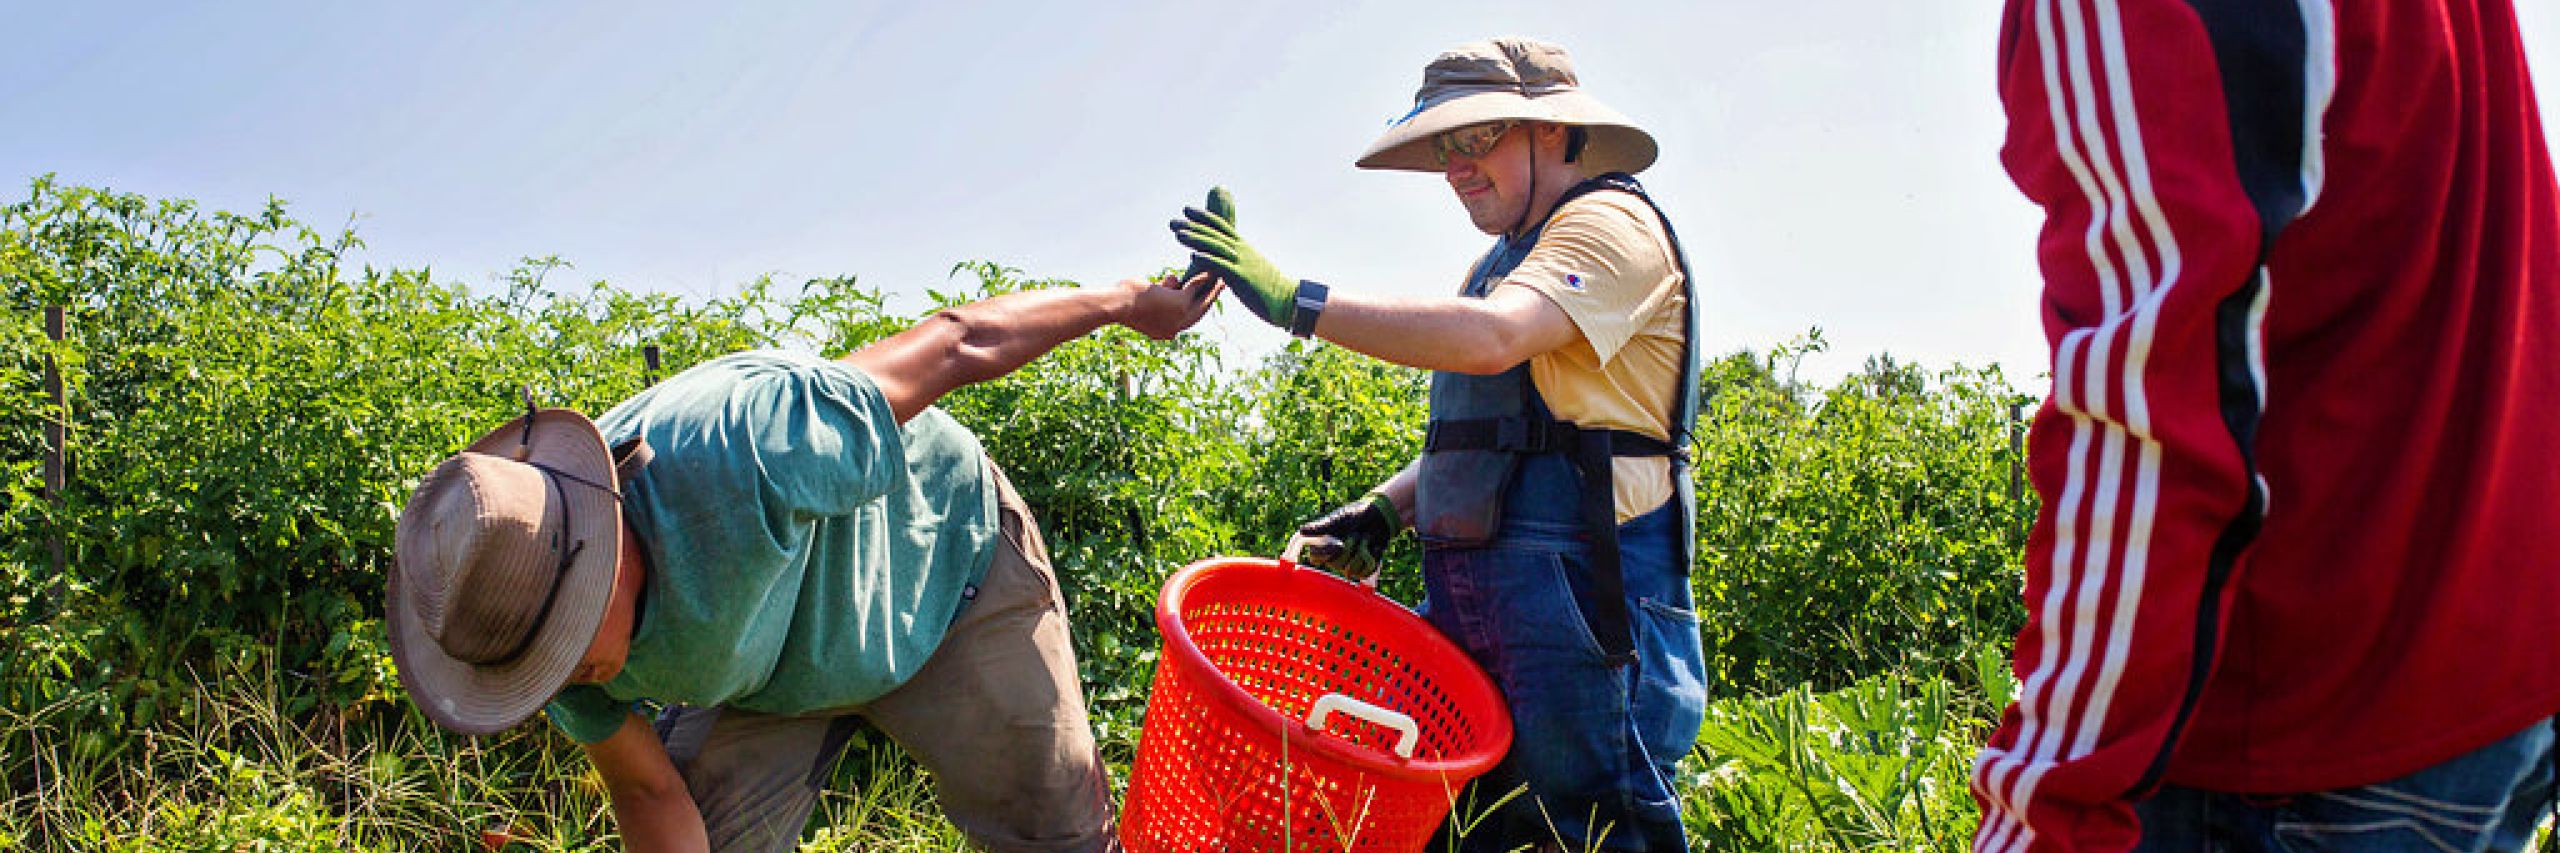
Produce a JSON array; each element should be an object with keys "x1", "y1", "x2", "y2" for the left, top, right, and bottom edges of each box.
[{"x1": 1121, "y1": 556, "x2": 1514, "y2": 852}]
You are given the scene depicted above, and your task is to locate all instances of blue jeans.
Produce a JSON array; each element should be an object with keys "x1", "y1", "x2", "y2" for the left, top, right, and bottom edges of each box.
[
  {"x1": 2133, "y1": 717, "x2": 2558, "y2": 852},
  {"x1": 1419, "y1": 498, "x2": 1709, "y2": 852}
]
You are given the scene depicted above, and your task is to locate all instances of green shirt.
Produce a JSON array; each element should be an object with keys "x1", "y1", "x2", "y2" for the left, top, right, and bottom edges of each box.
[{"x1": 546, "y1": 350, "x2": 1000, "y2": 744}]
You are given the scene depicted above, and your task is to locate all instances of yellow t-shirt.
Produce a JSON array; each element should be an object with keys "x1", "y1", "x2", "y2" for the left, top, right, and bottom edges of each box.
[{"x1": 1498, "y1": 191, "x2": 1689, "y2": 522}]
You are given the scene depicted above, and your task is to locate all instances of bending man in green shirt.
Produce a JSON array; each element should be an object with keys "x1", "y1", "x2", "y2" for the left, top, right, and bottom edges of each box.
[{"x1": 386, "y1": 272, "x2": 1219, "y2": 852}]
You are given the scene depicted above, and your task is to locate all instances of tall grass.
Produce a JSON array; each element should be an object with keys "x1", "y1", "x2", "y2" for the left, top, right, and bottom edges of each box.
[
  {"x1": 0, "y1": 648, "x2": 1003, "y2": 851},
  {"x1": 3, "y1": 651, "x2": 601, "y2": 850}
]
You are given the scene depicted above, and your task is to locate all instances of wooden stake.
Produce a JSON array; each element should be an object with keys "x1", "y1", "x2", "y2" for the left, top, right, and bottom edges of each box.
[{"x1": 44, "y1": 305, "x2": 65, "y2": 582}]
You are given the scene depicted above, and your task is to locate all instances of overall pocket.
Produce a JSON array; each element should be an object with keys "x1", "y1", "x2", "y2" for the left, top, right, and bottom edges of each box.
[{"x1": 1633, "y1": 597, "x2": 1709, "y2": 768}]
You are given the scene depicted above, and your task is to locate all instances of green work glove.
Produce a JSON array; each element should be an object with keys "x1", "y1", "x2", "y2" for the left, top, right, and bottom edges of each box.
[
  {"x1": 1172, "y1": 187, "x2": 1299, "y2": 330},
  {"x1": 1294, "y1": 492, "x2": 1401, "y2": 582},
  {"x1": 1180, "y1": 187, "x2": 1236, "y2": 287}
]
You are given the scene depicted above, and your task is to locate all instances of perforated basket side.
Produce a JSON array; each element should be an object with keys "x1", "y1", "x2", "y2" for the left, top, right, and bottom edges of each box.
[{"x1": 1121, "y1": 557, "x2": 1517, "y2": 852}]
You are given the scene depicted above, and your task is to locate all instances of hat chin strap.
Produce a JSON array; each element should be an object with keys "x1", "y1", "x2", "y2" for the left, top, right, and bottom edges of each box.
[
  {"x1": 1505, "y1": 137, "x2": 1541, "y2": 238},
  {"x1": 1508, "y1": 129, "x2": 1566, "y2": 238},
  {"x1": 488, "y1": 467, "x2": 585, "y2": 665}
]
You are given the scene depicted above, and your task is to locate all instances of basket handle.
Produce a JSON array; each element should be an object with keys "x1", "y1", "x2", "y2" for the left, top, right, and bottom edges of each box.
[{"x1": 1306, "y1": 693, "x2": 1418, "y2": 759}]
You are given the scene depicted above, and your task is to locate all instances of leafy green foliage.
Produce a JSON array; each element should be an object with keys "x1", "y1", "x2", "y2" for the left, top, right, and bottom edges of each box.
[
  {"x1": 0, "y1": 180, "x2": 2039, "y2": 850},
  {"x1": 1696, "y1": 334, "x2": 2035, "y2": 696},
  {"x1": 0, "y1": 179, "x2": 796, "y2": 747},
  {"x1": 1690, "y1": 668, "x2": 1993, "y2": 852}
]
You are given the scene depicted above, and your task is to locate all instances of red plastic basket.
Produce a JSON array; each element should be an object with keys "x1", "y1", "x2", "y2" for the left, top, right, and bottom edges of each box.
[{"x1": 1121, "y1": 556, "x2": 1514, "y2": 852}]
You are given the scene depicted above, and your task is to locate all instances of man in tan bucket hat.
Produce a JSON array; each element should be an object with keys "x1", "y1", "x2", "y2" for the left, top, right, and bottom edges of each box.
[
  {"x1": 390, "y1": 272, "x2": 1219, "y2": 852},
  {"x1": 1172, "y1": 37, "x2": 1706, "y2": 852}
]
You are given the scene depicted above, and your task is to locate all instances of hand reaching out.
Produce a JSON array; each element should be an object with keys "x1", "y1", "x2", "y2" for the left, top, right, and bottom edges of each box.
[{"x1": 1118, "y1": 271, "x2": 1222, "y2": 341}]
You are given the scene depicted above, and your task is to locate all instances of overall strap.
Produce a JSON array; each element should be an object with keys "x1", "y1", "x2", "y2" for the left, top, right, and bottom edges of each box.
[
  {"x1": 1581, "y1": 173, "x2": 1704, "y2": 671},
  {"x1": 1615, "y1": 177, "x2": 1702, "y2": 455},
  {"x1": 1422, "y1": 418, "x2": 1676, "y2": 458}
]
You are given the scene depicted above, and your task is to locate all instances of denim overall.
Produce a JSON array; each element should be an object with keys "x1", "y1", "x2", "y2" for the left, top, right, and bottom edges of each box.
[{"x1": 1416, "y1": 174, "x2": 1708, "y2": 852}]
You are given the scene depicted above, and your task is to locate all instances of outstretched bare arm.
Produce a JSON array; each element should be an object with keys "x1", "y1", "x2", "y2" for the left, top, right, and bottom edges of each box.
[{"x1": 844, "y1": 273, "x2": 1219, "y2": 424}]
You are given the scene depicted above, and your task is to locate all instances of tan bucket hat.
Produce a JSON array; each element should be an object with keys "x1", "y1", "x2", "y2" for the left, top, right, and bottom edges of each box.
[
  {"x1": 1358, "y1": 37, "x2": 1658, "y2": 176},
  {"x1": 387, "y1": 408, "x2": 622, "y2": 735}
]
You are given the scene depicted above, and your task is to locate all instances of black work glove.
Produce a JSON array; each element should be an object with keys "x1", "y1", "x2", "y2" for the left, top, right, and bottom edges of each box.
[{"x1": 1293, "y1": 492, "x2": 1400, "y2": 582}]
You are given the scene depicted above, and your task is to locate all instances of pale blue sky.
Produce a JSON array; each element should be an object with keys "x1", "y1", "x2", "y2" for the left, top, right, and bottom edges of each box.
[{"x1": 8, "y1": 2, "x2": 2558, "y2": 386}]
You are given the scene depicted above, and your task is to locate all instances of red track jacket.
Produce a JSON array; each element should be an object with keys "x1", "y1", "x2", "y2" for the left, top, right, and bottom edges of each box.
[{"x1": 1970, "y1": 1, "x2": 2560, "y2": 850}]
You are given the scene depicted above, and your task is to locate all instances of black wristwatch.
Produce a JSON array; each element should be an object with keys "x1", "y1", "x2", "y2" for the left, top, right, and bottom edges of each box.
[{"x1": 1289, "y1": 280, "x2": 1329, "y2": 338}]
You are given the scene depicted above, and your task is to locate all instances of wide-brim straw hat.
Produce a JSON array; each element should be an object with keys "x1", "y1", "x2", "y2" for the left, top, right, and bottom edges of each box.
[
  {"x1": 1358, "y1": 37, "x2": 1658, "y2": 176},
  {"x1": 388, "y1": 408, "x2": 621, "y2": 735}
]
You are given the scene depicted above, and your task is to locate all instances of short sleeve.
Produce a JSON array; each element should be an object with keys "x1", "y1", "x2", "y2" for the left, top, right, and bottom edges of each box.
[
  {"x1": 730, "y1": 358, "x2": 905, "y2": 518},
  {"x1": 1501, "y1": 193, "x2": 1682, "y2": 365},
  {"x1": 545, "y1": 684, "x2": 633, "y2": 745}
]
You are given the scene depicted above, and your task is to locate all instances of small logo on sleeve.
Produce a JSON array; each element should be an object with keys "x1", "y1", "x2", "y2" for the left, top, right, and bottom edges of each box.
[{"x1": 1563, "y1": 273, "x2": 1586, "y2": 292}]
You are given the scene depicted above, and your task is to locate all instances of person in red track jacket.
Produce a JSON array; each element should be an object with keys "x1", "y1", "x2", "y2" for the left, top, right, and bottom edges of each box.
[{"x1": 1969, "y1": 1, "x2": 2560, "y2": 850}]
